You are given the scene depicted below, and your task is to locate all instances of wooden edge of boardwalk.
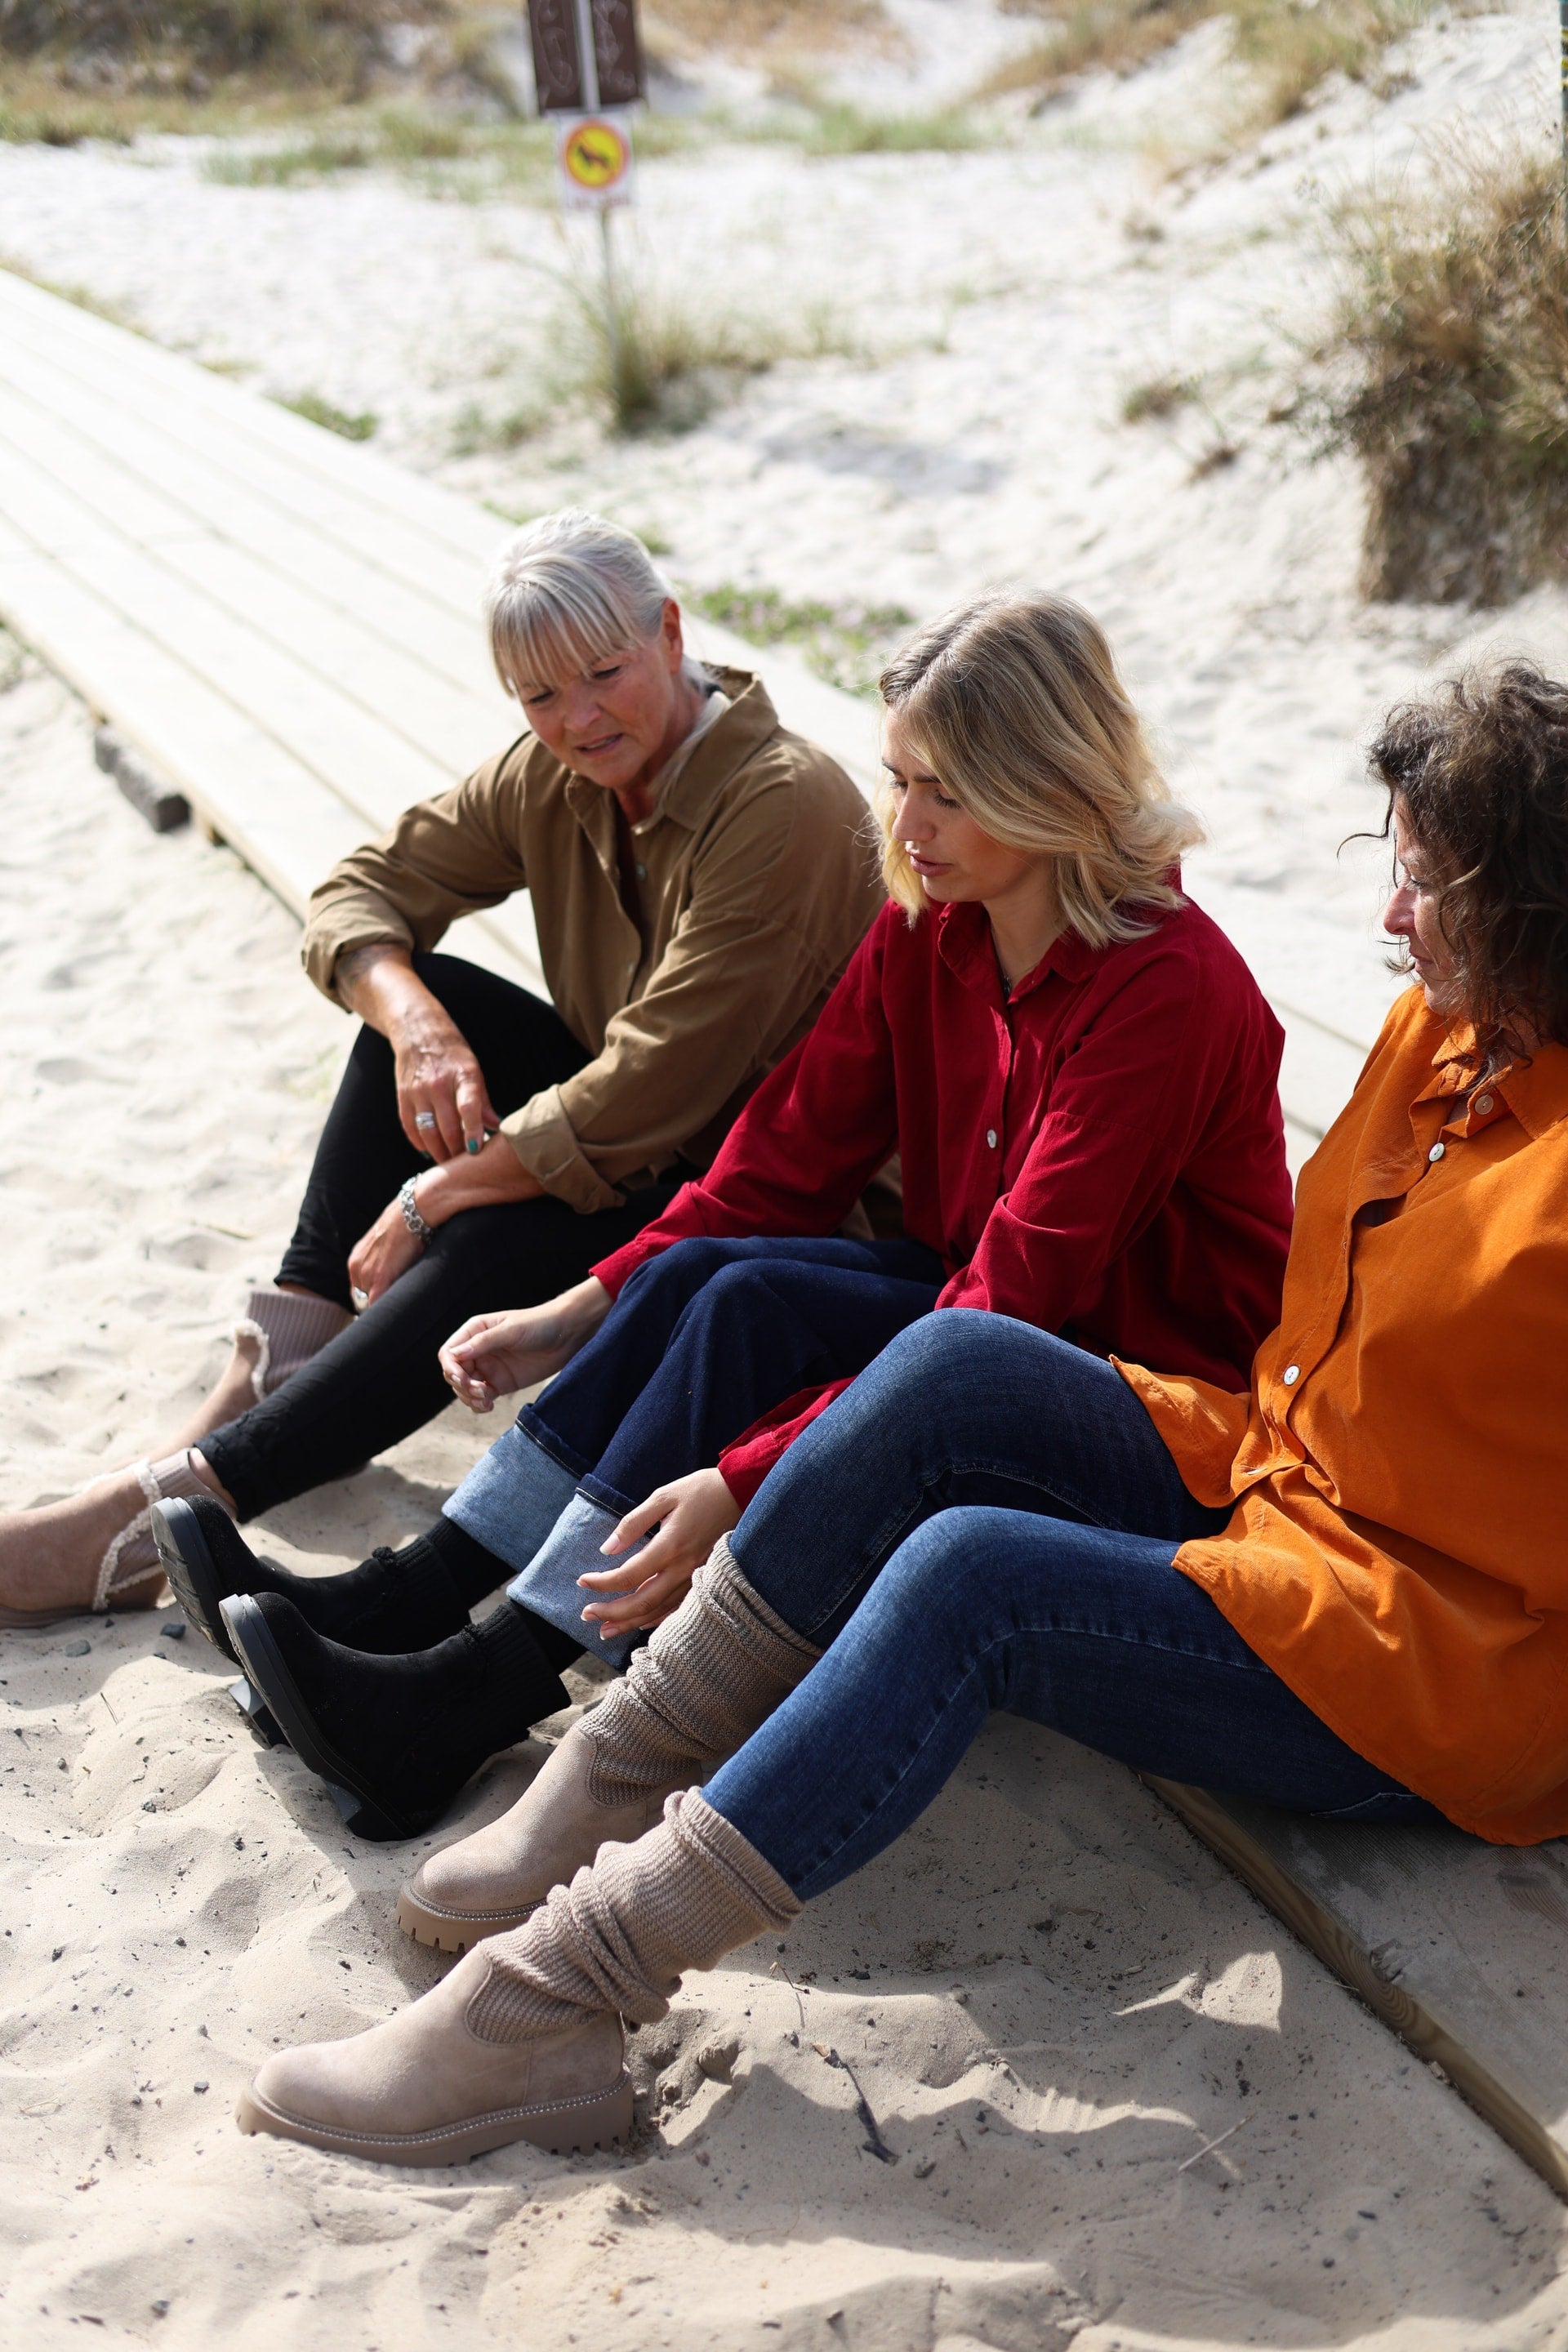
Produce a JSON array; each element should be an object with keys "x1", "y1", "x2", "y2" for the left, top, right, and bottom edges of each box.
[{"x1": 1145, "y1": 1776, "x2": 1568, "y2": 2202}]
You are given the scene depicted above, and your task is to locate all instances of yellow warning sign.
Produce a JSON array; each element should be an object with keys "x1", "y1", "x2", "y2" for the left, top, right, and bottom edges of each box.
[{"x1": 555, "y1": 112, "x2": 635, "y2": 209}]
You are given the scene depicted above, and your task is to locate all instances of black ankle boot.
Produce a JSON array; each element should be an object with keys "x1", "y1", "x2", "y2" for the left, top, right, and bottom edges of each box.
[
  {"x1": 151, "y1": 1496, "x2": 506, "y2": 1664},
  {"x1": 219, "y1": 1594, "x2": 571, "y2": 1841}
]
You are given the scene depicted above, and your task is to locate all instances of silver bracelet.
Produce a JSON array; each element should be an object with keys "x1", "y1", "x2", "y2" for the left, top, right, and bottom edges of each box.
[{"x1": 399, "y1": 1174, "x2": 434, "y2": 1244}]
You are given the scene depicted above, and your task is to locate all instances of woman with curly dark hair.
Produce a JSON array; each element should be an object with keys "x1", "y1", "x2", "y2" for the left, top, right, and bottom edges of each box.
[{"x1": 240, "y1": 659, "x2": 1568, "y2": 2168}]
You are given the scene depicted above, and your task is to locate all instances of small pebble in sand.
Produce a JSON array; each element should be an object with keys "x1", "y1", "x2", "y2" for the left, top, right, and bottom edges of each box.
[
  {"x1": 63, "y1": 1642, "x2": 90, "y2": 1658},
  {"x1": 159, "y1": 1621, "x2": 187, "y2": 1642}
]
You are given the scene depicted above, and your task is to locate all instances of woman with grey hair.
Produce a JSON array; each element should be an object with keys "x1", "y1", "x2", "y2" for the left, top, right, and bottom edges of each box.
[{"x1": 0, "y1": 510, "x2": 880, "y2": 1637}]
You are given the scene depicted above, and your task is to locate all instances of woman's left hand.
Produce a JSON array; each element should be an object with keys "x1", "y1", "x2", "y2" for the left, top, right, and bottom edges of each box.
[
  {"x1": 576, "y1": 1468, "x2": 741, "y2": 1637},
  {"x1": 347, "y1": 1195, "x2": 426, "y2": 1307}
]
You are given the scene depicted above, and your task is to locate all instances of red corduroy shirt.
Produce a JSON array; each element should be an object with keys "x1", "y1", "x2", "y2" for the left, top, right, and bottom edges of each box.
[{"x1": 593, "y1": 892, "x2": 1293, "y2": 1504}]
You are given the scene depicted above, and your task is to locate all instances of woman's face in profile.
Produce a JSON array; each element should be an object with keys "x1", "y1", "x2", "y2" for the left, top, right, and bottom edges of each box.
[
  {"x1": 1384, "y1": 798, "x2": 1459, "y2": 1016},
  {"x1": 884, "y1": 710, "x2": 1039, "y2": 909}
]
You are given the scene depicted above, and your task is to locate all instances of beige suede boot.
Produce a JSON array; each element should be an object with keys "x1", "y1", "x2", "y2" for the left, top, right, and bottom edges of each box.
[
  {"x1": 238, "y1": 1791, "x2": 798, "y2": 2167},
  {"x1": 397, "y1": 1537, "x2": 819, "y2": 1953}
]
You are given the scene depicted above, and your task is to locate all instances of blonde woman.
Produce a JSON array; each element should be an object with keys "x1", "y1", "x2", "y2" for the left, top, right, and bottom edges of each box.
[{"x1": 161, "y1": 591, "x2": 1294, "y2": 1848}]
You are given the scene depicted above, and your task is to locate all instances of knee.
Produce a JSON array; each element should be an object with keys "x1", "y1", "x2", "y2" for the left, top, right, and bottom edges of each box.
[
  {"x1": 856, "y1": 1308, "x2": 1000, "y2": 1398},
  {"x1": 863, "y1": 1508, "x2": 998, "y2": 1639},
  {"x1": 619, "y1": 1236, "x2": 746, "y2": 1314}
]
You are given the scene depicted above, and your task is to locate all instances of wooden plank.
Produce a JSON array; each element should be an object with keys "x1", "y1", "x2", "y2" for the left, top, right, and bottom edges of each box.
[
  {"x1": 0, "y1": 422, "x2": 508, "y2": 778},
  {"x1": 1147, "y1": 1777, "x2": 1568, "y2": 2201},
  {"x1": 0, "y1": 268, "x2": 504, "y2": 565},
  {"x1": 0, "y1": 368, "x2": 510, "y2": 704},
  {"x1": 0, "y1": 301, "x2": 490, "y2": 616}
]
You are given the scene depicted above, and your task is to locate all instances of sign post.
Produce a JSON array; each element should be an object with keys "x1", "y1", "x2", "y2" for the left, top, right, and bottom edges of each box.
[{"x1": 528, "y1": 0, "x2": 644, "y2": 413}]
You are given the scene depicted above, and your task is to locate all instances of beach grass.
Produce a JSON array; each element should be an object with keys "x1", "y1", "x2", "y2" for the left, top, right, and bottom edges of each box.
[
  {"x1": 686, "y1": 583, "x2": 915, "y2": 693},
  {"x1": 1305, "y1": 137, "x2": 1568, "y2": 604}
]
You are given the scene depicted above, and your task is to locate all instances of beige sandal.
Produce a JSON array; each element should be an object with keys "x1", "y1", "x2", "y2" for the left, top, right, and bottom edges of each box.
[{"x1": 0, "y1": 1450, "x2": 233, "y2": 1631}]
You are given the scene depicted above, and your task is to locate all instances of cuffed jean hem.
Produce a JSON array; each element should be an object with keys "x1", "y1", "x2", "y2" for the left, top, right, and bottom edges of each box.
[
  {"x1": 444, "y1": 1420, "x2": 580, "y2": 1579},
  {"x1": 506, "y1": 1492, "x2": 641, "y2": 1670}
]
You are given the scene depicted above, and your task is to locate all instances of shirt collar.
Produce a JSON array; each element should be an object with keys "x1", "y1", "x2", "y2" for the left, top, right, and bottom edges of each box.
[
  {"x1": 1416, "y1": 1013, "x2": 1568, "y2": 1141},
  {"x1": 934, "y1": 898, "x2": 1104, "y2": 1003}
]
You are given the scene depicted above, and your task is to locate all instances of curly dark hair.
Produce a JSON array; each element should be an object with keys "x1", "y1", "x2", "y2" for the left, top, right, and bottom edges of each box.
[{"x1": 1368, "y1": 659, "x2": 1568, "y2": 1062}]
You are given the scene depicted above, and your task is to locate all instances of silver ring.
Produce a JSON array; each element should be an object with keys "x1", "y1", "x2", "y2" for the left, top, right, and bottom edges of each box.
[
  {"x1": 351, "y1": 1287, "x2": 369, "y2": 1308},
  {"x1": 415, "y1": 1111, "x2": 438, "y2": 1130}
]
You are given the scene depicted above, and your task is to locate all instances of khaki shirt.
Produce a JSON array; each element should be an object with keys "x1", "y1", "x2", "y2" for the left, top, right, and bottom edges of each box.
[{"x1": 302, "y1": 670, "x2": 882, "y2": 1214}]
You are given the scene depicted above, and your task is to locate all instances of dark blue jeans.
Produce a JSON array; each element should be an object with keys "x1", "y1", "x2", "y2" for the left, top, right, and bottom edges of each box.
[
  {"x1": 704, "y1": 1313, "x2": 1439, "y2": 1899},
  {"x1": 523, "y1": 1233, "x2": 945, "y2": 1512}
]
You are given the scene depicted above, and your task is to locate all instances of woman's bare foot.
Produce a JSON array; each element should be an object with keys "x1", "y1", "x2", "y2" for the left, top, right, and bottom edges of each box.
[
  {"x1": 147, "y1": 1327, "x2": 265, "y2": 1461},
  {"x1": 0, "y1": 1468, "x2": 162, "y2": 1622}
]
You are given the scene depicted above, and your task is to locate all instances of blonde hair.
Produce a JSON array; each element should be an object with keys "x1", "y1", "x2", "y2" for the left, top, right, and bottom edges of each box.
[
  {"x1": 876, "y1": 592, "x2": 1201, "y2": 947},
  {"x1": 484, "y1": 508, "x2": 702, "y2": 696}
]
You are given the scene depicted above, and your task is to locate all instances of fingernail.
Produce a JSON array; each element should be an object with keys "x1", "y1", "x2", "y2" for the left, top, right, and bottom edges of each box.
[{"x1": 467, "y1": 1137, "x2": 480, "y2": 1155}]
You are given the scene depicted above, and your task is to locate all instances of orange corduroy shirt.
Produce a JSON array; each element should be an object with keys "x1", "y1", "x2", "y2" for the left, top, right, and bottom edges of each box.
[{"x1": 1120, "y1": 984, "x2": 1568, "y2": 1845}]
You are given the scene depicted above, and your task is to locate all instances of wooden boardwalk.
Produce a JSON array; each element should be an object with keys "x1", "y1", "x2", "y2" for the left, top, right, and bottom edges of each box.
[
  {"x1": 0, "y1": 264, "x2": 1388, "y2": 1154},
  {"x1": 12, "y1": 267, "x2": 1555, "y2": 2198}
]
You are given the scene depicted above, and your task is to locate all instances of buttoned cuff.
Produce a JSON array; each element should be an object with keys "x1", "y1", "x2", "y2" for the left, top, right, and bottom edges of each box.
[{"x1": 501, "y1": 1085, "x2": 626, "y2": 1215}]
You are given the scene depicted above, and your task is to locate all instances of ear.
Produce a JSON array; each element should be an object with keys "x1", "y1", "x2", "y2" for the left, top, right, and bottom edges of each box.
[{"x1": 661, "y1": 598, "x2": 685, "y2": 673}]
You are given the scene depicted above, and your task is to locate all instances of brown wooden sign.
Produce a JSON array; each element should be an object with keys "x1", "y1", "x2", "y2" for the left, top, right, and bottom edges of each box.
[{"x1": 528, "y1": 0, "x2": 644, "y2": 113}]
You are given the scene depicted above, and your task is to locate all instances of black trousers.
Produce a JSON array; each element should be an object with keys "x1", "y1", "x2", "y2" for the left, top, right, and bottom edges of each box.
[{"x1": 203, "y1": 954, "x2": 684, "y2": 1521}]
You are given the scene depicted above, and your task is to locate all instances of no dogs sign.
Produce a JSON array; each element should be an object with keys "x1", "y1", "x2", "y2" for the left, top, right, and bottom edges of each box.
[{"x1": 555, "y1": 110, "x2": 635, "y2": 209}]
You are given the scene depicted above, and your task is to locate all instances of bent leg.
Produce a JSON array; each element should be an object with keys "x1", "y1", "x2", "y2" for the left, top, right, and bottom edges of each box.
[
  {"x1": 706, "y1": 1508, "x2": 1439, "y2": 1901},
  {"x1": 732, "y1": 1311, "x2": 1227, "y2": 1646},
  {"x1": 203, "y1": 1179, "x2": 682, "y2": 1520},
  {"x1": 278, "y1": 955, "x2": 590, "y2": 1307},
  {"x1": 520, "y1": 1236, "x2": 942, "y2": 1487}
]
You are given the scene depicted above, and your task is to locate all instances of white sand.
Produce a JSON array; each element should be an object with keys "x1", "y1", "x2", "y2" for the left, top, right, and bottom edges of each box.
[{"x1": 6, "y1": 1, "x2": 1568, "y2": 2338}]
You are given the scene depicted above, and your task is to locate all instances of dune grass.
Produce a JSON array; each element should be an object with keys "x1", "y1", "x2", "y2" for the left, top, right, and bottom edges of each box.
[
  {"x1": 560, "y1": 267, "x2": 855, "y2": 434},
  {"x1": 1307, "y1": 140, "x2": 1568, "y2": 605},
  {"x1": 281, "y1": 389, "x2": 378, "y2": 439},
  {"x1": 686, "y1": 584, "x2": 915, "y2": 694},
  {"x1": 0, "y1": 0, "x2": 444, "y2": 90},
  {"x1": 982, "y1": 0, "x2": 1439, "y2": 133}
]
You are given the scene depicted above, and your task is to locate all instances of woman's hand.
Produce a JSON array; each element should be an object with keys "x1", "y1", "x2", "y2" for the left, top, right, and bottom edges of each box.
[
  {"x1": 394, "y1": 1022, "x2": 498, "y2": 1163},
  {"x1": 439, "y1": 1276, "x2": 614, "y2": 1412},
  {"x1": 334, "y1": 942, "x2": 498, "y2": 1160},
  {"x1": 576, "y1": 1468, "x2": 741, "y2": 1637},
  {"x1": 347, "y1": 1192, "x2": 428, "y2": 1307}
]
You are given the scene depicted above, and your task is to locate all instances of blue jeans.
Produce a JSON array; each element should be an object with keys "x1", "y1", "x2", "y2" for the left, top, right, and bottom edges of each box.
[
  {"x1": 704, "y1": 1314, "x2": 1439, "y2": 1898},
  {"x1": 446, "y1": 1234, "x2": 942, "y2": 1664}
]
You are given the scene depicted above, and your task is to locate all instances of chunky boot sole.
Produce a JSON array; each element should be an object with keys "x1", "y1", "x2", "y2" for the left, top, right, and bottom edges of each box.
[
  {"x1": 152, "y1": 1499, "x2": 239, "y2": 1662},
  {"x1": 233, "y1": 2069, "x2": 634, "y2": 2164},
  {"x1": 395, "y1": 1885, "x2": 542, "y2": 1955},
  {"x1": 221, "y1": 1593, "x2": 428, "y2": 1843}
]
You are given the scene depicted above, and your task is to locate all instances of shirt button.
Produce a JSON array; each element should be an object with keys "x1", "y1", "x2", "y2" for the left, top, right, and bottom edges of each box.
[
  {"x1": 986, "y1": 1128, "x2": 998, "y2": 1149},
  {"x1": 1475, "y1": 1093, "x2": 1494, "y2": 1115},
  {"x1": 635, "y1": 862, "x2": 647, "y2": 880},
  {"x1": 1428, "y1": 1142, "x2": 1446, "y2": 1163},
  {"x1": 1282, "y1": 1364, "x2": 1299, "y2": 1385}
]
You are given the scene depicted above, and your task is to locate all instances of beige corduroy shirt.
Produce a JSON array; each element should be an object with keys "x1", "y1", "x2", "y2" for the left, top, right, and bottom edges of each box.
[{"x1": 301, "y1": 670, "x2": 882, "y2": 1214}]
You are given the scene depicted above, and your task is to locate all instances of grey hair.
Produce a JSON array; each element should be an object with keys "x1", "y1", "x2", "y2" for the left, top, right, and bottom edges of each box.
[{"x1": 484, "y1": 508, "x2": 699, "y2": 697}]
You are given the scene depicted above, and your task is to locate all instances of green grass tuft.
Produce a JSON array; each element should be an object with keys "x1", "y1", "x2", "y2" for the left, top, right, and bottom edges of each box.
[
  {"x1": 280, "y1": 390, "x2": 378, "y2": 440},
  {"x1": 687, "y1": 584, "x2": 915, "y2": 695}
]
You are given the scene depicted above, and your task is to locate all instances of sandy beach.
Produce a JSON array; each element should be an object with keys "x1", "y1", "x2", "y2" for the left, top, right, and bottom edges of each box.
[{"x1": 7, "y1": 0, "x2": 1568, "y2": 2341}]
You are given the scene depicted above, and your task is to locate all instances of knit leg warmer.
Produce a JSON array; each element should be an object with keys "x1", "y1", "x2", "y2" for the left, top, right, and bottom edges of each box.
[
  {"x1": 466, "y1": 1788, "x2": 800, "y2": 2038},
  {"x1": 93, "y1": 1449, "x2": 231, "y2": 1610},
  {"x1": 234, "y1": 1284, "x2": 354, "y2": 1402},
  {"x1": 581, "y1": 1535, "x2": 822, "y2": 1807}
]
